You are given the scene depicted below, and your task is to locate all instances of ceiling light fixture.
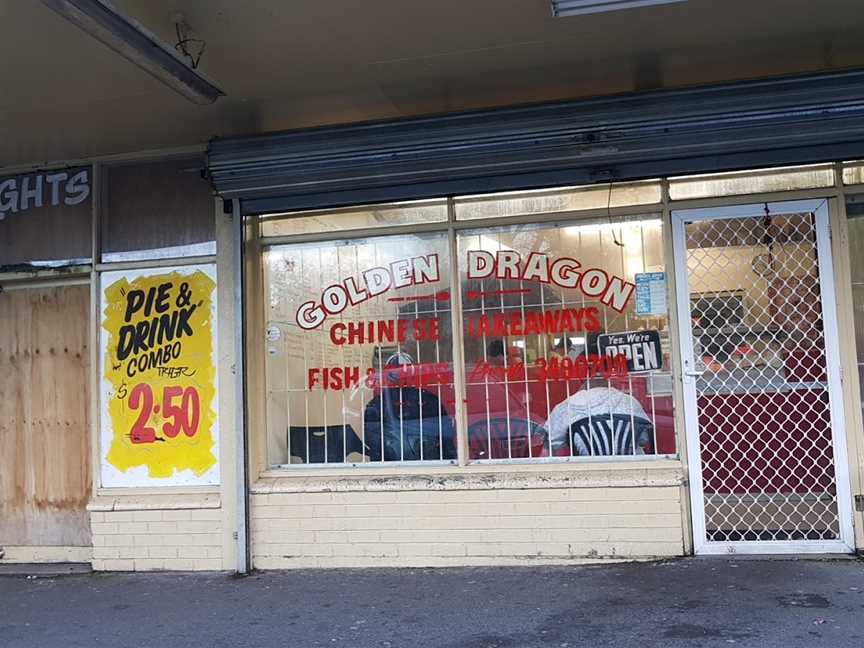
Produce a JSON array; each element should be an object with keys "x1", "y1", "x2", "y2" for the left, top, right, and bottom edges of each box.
[
  {"x1": 39, "y1": 0, "x2": 224, "y2": 105},
  {"x1": 551, "y1": 0, "x2": 686, "y2": 16}
]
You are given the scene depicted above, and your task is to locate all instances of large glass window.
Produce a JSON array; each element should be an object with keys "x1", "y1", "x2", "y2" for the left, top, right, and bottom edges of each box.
[
  {"x1": 261, "y1": 213, "x2": 676, "y2": 467},
  {"x1": 264, "y1": 232, "x2": 456, "y2": 465},
  {"x1": 454, "y1": 181, "x2": 661, "y2": 221},
  {"x1": 842, "y1": 161, "x2": 864, "y2": 186},
  {"x1": 457, "y1": 216, "x2": 675, "y2": 460},
  {"x1": 261, "y1": 199, "x2": 448, "y2": 237},
  {"x1": 668, "y1": 164, "x2": 834, "y2": 201}
]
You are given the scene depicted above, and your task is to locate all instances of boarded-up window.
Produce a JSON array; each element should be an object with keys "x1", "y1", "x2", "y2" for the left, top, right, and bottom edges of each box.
[
  {"x1": 101, "y1": 157, "x2": 215, "y2": 262},
  {"x1": 0, "y1": 167, "x2": 92, "y2": 271},
  {"x1": 0, "y1": 285, "x2": 92, "y2": 547}
]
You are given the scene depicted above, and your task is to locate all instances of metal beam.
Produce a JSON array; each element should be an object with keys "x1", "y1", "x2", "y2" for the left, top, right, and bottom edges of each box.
[{"x1": 39, "y1": 0, "x2": 224, "y2": 105}]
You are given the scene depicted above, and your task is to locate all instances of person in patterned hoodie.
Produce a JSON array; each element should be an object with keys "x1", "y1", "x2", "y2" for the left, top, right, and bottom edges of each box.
[{"x1": 546, "y1": 386, "x2": 653, "y2": 456}]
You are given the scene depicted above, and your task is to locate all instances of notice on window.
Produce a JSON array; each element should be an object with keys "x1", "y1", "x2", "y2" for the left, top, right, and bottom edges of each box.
[
  {"x1": 635, "y1": 272, "x2": 667, "y2": 316},
  {"x1": 100, "y1": 264, "x2": 219, "y2": 487},
  {"x1": 597, "y1": 330, "x2": 662, "y2": 373}
]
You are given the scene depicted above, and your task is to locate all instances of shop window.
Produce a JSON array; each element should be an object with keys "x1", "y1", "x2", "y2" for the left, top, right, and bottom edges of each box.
[
  {"x1": 101, "y1": 157, "x2": 215, "y2": 262},
  {"x1": 456, "y1": 215, "x2": 675, "y2": 460},
  {"x1": 842, "y1": 160, "x2": 864, "y2": 186},
  {"x1": 264, "y1": 232, "x2": 456, "y2": 465},
  {"x1": 261, "y1": 199, "x2": 448, "y2": 237},
  {"x1": 0, "y1": 167, "x2": 92, "y2": 271},
  {"x1": 454, "y1": 181, "x2": 661, "y2": 221},
  {"x1": 668, "y1": 164, "x2": 835, "y2": 201}
]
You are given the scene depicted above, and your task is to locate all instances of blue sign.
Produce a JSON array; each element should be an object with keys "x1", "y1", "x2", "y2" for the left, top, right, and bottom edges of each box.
[{"x1": 635, "y1": 272, "x2": 666, "y2": 316}]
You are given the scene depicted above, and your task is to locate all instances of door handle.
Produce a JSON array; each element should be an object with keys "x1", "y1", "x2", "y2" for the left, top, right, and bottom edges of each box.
[{"x1": 684, "y1": 370, "x2": 703, "y2": 377}]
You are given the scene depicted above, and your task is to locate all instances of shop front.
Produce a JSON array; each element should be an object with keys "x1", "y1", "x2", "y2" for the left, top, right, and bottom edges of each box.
[
  {"x1": 4, "y1": 70, "x2": 864, "y2": 571},
  {"x1": 209, "y1": 70, "x2": 864, "y2": 568},
  {"x1": 226, "y1": 170, "x2": 863, "y2": 568},
  {"x1": 0, "y1": 154, "x2": 239, "y2": 570}
]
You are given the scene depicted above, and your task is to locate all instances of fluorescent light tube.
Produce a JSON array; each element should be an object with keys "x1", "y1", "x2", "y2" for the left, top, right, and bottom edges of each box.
[{"x1": 552, "y1": 0, "x2": 687, "y2": 16}]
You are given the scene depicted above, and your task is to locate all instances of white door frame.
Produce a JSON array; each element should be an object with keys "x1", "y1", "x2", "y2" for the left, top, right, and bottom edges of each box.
[{"x1": 672, "y1": 198, "x2": 855, "y2": 555}]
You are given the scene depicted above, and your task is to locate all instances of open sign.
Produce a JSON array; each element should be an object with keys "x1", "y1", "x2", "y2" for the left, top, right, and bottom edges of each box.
[{"x1": 597, "y1": 330, "x2": 662, "y2": 373}]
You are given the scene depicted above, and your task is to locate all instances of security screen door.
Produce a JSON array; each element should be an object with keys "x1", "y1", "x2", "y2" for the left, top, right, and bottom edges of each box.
[{"x1": 672, "y1": 199, "x2": 854, "y2": 554}]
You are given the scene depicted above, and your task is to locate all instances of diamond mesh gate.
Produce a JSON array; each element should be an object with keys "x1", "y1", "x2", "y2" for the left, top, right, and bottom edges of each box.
[{"x1": 673, "y1": 200, "x2": 853, "y2": 553}]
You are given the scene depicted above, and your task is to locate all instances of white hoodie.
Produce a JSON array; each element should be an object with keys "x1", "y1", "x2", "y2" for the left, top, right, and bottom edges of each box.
[{"x1": 546, "y1": 387, "x2": 652, "y2": 456}]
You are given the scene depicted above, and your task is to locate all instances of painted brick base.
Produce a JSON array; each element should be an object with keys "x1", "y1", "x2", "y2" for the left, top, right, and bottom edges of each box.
[
  {"x1": 251, "y1": 466, "x2": 686, "y2": 568},
  {"x1": 88, "y1": 494, "x2": 223, "y2": 571}
]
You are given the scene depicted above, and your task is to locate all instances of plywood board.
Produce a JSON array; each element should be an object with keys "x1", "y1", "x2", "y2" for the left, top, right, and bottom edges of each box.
[{"x1": 0, "y1": 285, "x2": 91, "y2": 547}]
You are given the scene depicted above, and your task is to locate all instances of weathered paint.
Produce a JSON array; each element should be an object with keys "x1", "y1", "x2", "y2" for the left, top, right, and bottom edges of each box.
[{"x1": 0, "y1": 285, "x2": 91, "y2": 547}]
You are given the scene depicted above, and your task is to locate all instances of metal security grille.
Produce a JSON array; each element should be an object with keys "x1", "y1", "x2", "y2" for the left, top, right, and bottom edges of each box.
[
  {"x1": 457, "y1": 217, "x2": 676, "y2": 461},
  {"x1": 264, "y1": 232, "x2": 457, "y2": 466},
  {"x1": 679, "y1": 204, "x2": 844, "y2": 548}
]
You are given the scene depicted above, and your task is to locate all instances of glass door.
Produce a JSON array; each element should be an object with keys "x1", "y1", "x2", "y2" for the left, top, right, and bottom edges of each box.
[{"x1": 672, "y1": 199, "x2": 854, "y2": 554}]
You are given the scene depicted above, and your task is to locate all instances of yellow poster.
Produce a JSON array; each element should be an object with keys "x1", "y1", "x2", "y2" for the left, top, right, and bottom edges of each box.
[{"x1": 100, "y1": 265, "x2": 219, "y2": 486}]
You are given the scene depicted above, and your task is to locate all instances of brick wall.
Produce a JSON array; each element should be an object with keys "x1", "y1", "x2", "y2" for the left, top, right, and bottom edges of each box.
[
  {"x1": 88, "y1": 494, "x2": 223, "y2": 571},
  {"x1": 251, "y1": 465, "x2": 685, "y2": 568}
]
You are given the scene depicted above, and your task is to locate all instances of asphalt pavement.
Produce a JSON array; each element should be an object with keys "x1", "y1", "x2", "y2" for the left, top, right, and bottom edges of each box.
[{"x1": 1, "y1": 558, "x2": 863, "y2": 648}]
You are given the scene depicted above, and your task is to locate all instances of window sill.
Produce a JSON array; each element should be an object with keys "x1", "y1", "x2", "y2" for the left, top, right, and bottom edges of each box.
[
  {"x1": 253, "y1": 457, "x2": 683, "y2": 494},
  {"x1": 88, "y1": 491, "x2": 221, "y2": 512}
]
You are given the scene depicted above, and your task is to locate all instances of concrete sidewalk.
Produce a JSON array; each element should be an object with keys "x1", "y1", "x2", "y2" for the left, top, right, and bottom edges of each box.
[{"x1": 1, "y1": 558, "x2": 862, "y2": 648}]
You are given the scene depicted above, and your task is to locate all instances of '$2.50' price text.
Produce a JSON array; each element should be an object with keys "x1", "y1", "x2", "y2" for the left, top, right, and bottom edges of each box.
[{"x1": 127, "y1": 383, "x2": 201, "y2": 444}]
